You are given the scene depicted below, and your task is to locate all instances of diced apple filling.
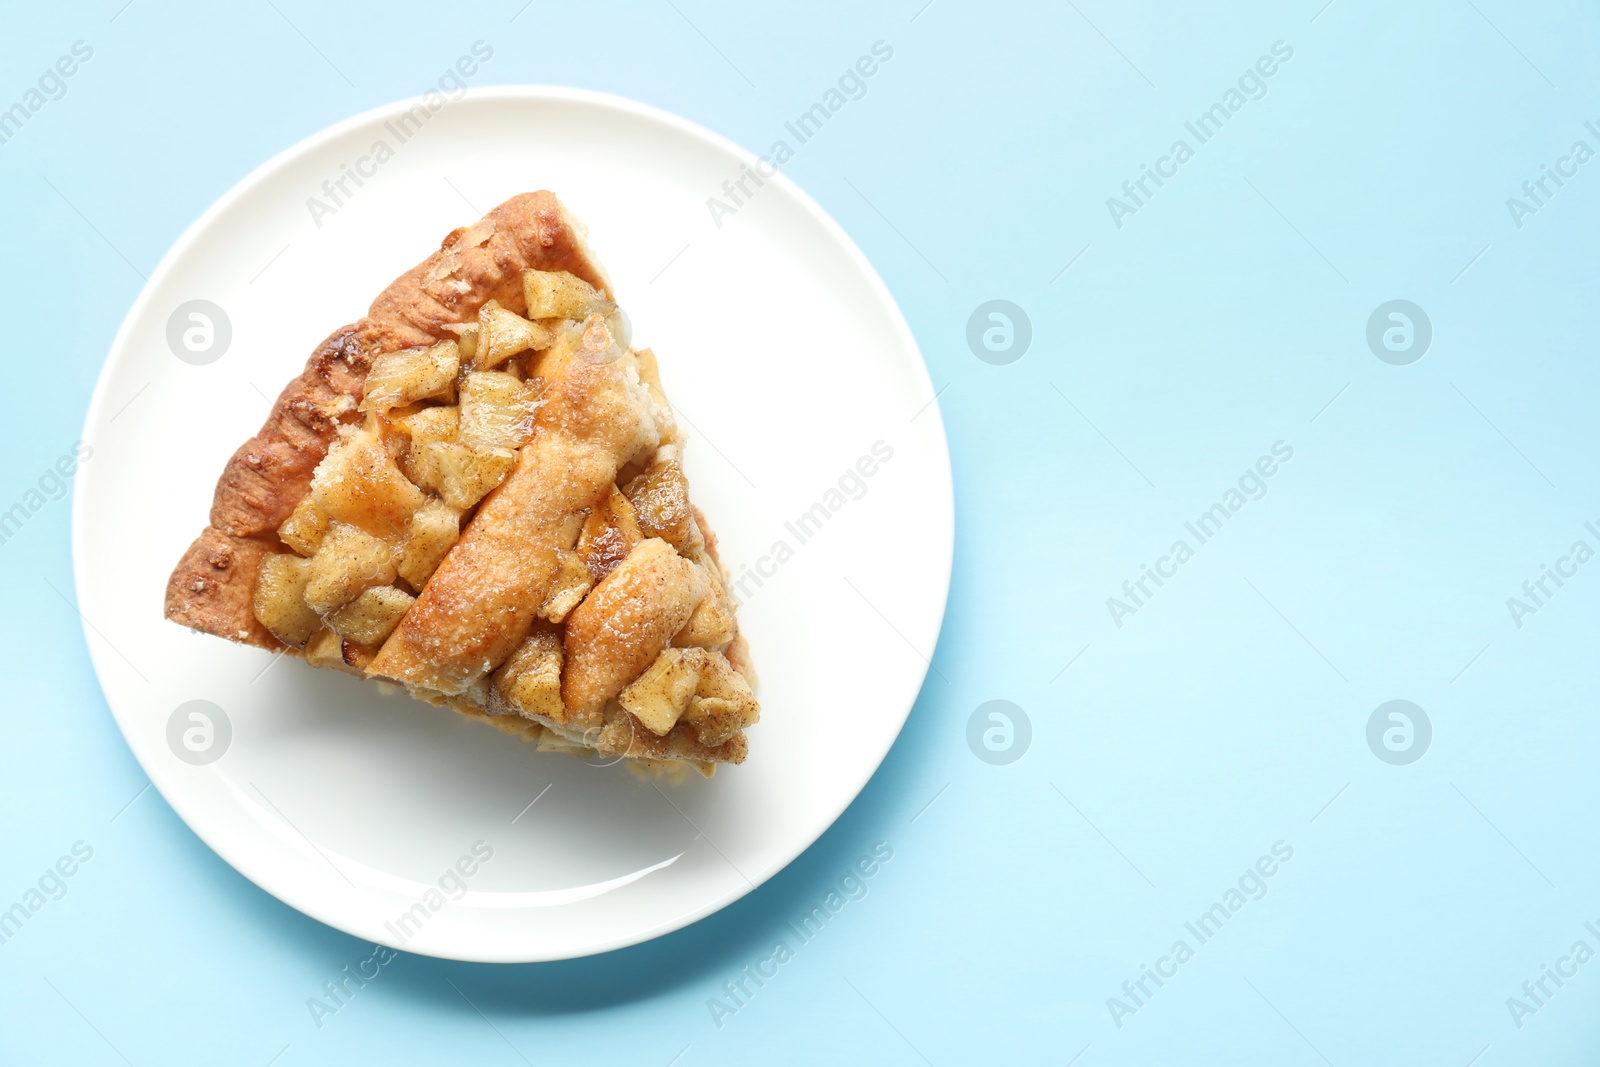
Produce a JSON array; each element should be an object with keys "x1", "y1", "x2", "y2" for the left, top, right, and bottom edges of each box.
[
  {"x1": 458, "y1": 371, "x2": 538, "y2": 451},
  {"x1": 682, "y1": 653, "x2": 761, "y2": 746},
  {"x1": 491, "y1": 628, "x2": 565, "y2": 722},
  {"x1": 420, "y1": 442, "x2": 517, "y2": 510},
  {"x1": 327, "y1": 585, "x2": 415, "y2": 646},
  {"x1": 296, "y1": 628, "x2": 374, "y2": 673},
  {"x1": 277, "y1": 494, "x2": 329, "y2": 557},
  {"x1": 253, "y1": 553, "x2": 321, "y2": 647},
  {"x1": 397, "y1": 498, "x2": 460, "y2": 588},
  {"x1": 674, "y1": 589, "x2": 736, "y2": 652},
  {"x1": 394, "y1": 404, "x2": 460, "y2": 490},
  {"x1": 523, "y1": 269, "x2": 608, "y2": 320},
  {"x1": 618, "y1": 647, "x2": 759, "y2": 743},
  {"x1": 476, "y1": 300, "x2": 552, "y2": 369},
  {"x1": 311, "y1": 421, "x2": 427, "y2": 541},
  {"x1": 443, "y1": 321, "x2": 479, "y2": 364},
  {"x1": 622, "y1": 447, "x2": 702, "y2": 556},
  {"x1": 539, "y1": 551, "x2": 592, "y2": 623},
  {"x1": 361, "y1": 340, "x2": 460, "y2": 411},
  {"x1": 304, "y1": 521, "x2": 396, "y2": 615},
  {"x1": 618, "y1": 648, "x2": 704, "y2": 735},
  {"x1": 303, "y1": 628, "x2": 348, "y2": 670},
  {"x1": 576, "y1": 487, "x2": 644, "y2": 582}
]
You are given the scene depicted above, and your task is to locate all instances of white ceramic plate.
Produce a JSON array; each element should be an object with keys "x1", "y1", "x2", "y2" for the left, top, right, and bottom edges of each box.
[{"x1": 74, "y1": 87, "x2": 952, "y2": 962}]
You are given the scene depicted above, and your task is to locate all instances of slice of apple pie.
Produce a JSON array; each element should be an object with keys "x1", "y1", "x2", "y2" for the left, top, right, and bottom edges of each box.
[{"x1": 165, "y1": 192, "x2": 758, "y2": 775}]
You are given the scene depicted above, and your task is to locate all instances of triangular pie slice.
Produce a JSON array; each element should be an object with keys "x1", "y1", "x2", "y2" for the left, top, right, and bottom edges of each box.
[{"x1": 166, "y1": 192, "x2": 758, "y2": 776}]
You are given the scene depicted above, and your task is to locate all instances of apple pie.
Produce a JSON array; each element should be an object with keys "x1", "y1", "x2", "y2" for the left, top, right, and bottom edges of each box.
[{"x1": 165, "y1": 192, "x2": 758, "y2": 776}]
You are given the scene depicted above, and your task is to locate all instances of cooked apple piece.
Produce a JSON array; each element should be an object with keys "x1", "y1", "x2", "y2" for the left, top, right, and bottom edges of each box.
[
  {"x1": 310, "y1": 422, "x2": 428, "y2": 540},
  {"x1": 622, "y1": 446, "x2": 701, "y2": 556},
  {"x1": 360, "y1": 340, "x2": 460, "y2": 411},
  {"x1": 458, "y1": 371, "x2": 537, "y2": 451},
  {"x1": 340, "y1": 638, "x2": 377, "y2": 672},
  {"x1": 619, "y1": 647, "x2": 708, "y2": 735},
  {"x1": 304, "y1": 521, "x2": 397, "y2": 615},
  {"x1": 376, "y1": 408, "x2": 417, "y2": 461},
  {"x1": 277, "y1": 494, "x2": 329, "y2": 557},
  {"x1": 394, "y1": 403, "x2": 460, "y2": 443},
  {"x1": 684, "y1": 653, "x2": 760, "y2": 746},
  {"x1": 303, "y1": 627, "x2": 347, "y2": 670},
  {"x1": 491, "y1": 627, "x2": 565, "y2": 722},
  {"x1": 476, "y1": 300, "x2": 553, "y2": 369},
  {"x1": 252, "y1": 553, "x2": 321, "y2": 647},
  {"x1": 327, "y1": 584, "x2": 415, "y2": 646},
  {"x1": 522, "y1": 269, "x2": 608, "y2": 320},
  {"x1": 539, "y1": 550, "x2": 593, "y2": 623},
  {"x1": 674, "y1": 581, "x2": 736, "y2": 651},
  {"x1": 419, "y1": 442, "x2": 517, "y2": 510},
  {"x1": 576, "y1": 487, "x2": 644, "y2": 582},
  {"x1": 394, "y1": 405, "x2": 459, "y2": 491},
  {"x1": 686, "y1": 696, "x2": 757, "y2": 747},
  {"x1": 397, "y1": 498, "x2": 460, "y2": 588},
  {"x1": 442, "y1": 321, "x2": 479, "y2": 365},
  {"x1": 298, "y1": 628, "x2": 371, "y2": 675}
]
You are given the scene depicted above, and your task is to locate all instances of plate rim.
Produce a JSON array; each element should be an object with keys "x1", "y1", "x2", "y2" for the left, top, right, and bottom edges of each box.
[{"x1": 72, "y1": 84, "x2": 954, "y2": 962}]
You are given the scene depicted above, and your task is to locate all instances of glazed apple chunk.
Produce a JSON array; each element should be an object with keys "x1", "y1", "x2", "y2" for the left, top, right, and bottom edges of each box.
[
  {"x1": 619, "y1": 646, "x2": 760, "y2": 745},
  {"x1": 475, "y1": 300, "x2": 551, "y2": 368},
  {"x1": 360, "y1": 339, "x2": 459, "y2": 410}
]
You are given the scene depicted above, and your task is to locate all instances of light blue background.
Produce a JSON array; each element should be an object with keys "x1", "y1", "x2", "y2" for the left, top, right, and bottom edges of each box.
[{"x1": 3, "y1": 0, "x2": 1599, "y2": 1063}]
